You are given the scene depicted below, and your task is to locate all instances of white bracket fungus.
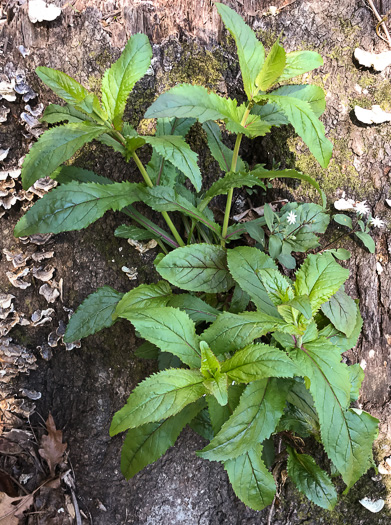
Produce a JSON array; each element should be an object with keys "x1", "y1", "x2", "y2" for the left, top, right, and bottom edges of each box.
[
  {"x1": 28, "y1": 0, "x2": 62, "y2": 23},
  {"x1": 355, "y1": 105, "x2": 391, "y2": 124},
  {"x1": 355, "y1": 48, "x2": 391, "y2": 71}
]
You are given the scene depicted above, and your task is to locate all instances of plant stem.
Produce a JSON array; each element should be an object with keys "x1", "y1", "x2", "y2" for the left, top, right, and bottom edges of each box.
[
  {"x1": 131, "y1": 151, "x2": 185, "y2": 247},
  {"x1": 221, "y1": 106, "x2": 252, "y2": 245}
]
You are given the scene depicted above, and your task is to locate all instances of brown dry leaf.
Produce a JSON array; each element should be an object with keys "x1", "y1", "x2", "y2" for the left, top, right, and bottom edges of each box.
[
  {"x1": 38, "y1": 414, "x2": 67, "y2": 477},
  {"x1": 0, "y1": 491, "x2": 33, "y2": 524}
]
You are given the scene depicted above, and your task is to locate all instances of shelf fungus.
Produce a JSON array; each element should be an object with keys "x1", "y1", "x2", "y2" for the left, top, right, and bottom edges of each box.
[
  {"x1": 0, "y1": 337, "x2": 37, "y2": 384},
  {"x1": 39, "y1": 283, "x2": 60, "y2": 303},
  {"x1": 354, "y1": 48, "x2": 391, "y2": 71},
  {"x1": 6, "y1": 267, "x2": 31, "y2": 289},
  {"x1": 355, "y1": 105, "x2": 391, "y2": 125},
  {"x1": 32, "y1": 265, "x2": 55, "y2": 282}
]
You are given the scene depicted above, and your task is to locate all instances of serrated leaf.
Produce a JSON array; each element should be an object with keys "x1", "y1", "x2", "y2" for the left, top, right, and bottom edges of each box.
[
  {"x1": 259, "y1": 94, "x2": 332, "y2": 168},
  {"x1": 201, "y1": 311, "x2": 293, "y2": 355},
  {"x1": 202, "y1": 121, "x2": 245, "y2": 172},
  {"x1": 207, "y1": 385, "x2": 244, "y2": 436},
  {"x1": 287, "y1": 446, "x2": 337, "y2": 510},
  {"x1": 101, "y1": 34, "x2": 152, "y2": 127},
  {"x1": 136, "y1": 186, "x2": 221, "y2": 237},
  {"x1": 110, "y1": 369, "x2": 206, "y2": 435},
  {"x1": 189, "y1": 407, "x2": 214, "y2": 440},
  {"x1": 279, "y1": 51, "x2": 323, "y2": 81},
  {"x1": 348, "y1": 364, "x2": 365, "y2": 402},
  {"x1": 270, "y1": 84, "x2": 326, "y2": 117},
  {"x1": 51, "y1": 166, "x2": 111, "y2": 185},
  {"x1": 115, "y1": 282, "x2": 172, "y2": 318},
  {"x1": 355, "y1": 231, "x2": 376, "y2": 253},
  {"x1": 41, "y1": 103, "x2": 88, "y2": 124},
  {"x1": 215, "y1": 3, "x2": 265, "y2": 100},
  {"x1": 121, "y1": 399, "x2": 204, "y2": 479},
  {"x1": 199, "y1": 171, "x2": 266, "y2": 211},
  {"x1": 278, "y1": 381, "x2": 320, "y2": 437},
  {"x1": 63, "y1": 287, "x2": 122, "y2": 343},
  {"x1": 156, "y1": 117, "x2": 196, "y2": 137},
  {"x1": 321, "y1": 288, "x2": 358, "y2": 337},
  {"x1": 229, "y1": 284, "x2": 251, "y2": 313},
  {"x1": 334, "y1": 213, "x2": 353, "y2": 229},
  {"x1": 198, "y1": 378, "x2": 291, "y2": 461},
  {"x1": 21, "y1": 123, "x2": 107, "y2": 189},
  {"x1": 166, "y1": 294, "x2": 219, "y2": 323},
  {"x1": 221, "y1": 343, "x2": 297, "y2": 382},
  {"x1": 157, "y1": 244, "x2": 233, "y2": 293},
  {"x1": 36, "y1": 67, "x2": 90, "y2": 106},
  {"x1": 318, "y1": 305, "x2": 363, "y2": 352},
  {"x1": 145, "y1": 84, "x2": 240, "y2": 125},
  {"x1": 200, "y1": 341, "x2": 221, "y2": 377},
  {"x1": 204, "y1": 373, "x2": 229, "y2": 406},
  {"x1": 14, "y1": 181, "x2": 141, "y2": 237},
  {"x1": 287, "y1": 295, "x2": 313, "y2": 320},
  {"x1": 118, "y1": 307, "x2": 201, "y2": 369},
  {"x1": 291, "y1": 340, "x2": 378, "y2": 488},
  {"x1": 225, "y1": 112, "x2": 272, "y2": 138},
  {"x1": 224, "y1": 445, "x2": 275, "y2": 511},
  {"x1": 144, "y1": 135, "x2": 201, "y2": 191},
  {"x1": 227, "y1": 247, "x2": 278, "y2": 316},
  {"x1": 258, "y1": 268, "x2": 294, "y2": 306},
  {"x1": 114, "y1": 224, "x2": 158, "y2": 241},
  {"x1": 294, "y1": 253, "x2": 349, "y2": 313},
  {"x1": 256, "y1": 38, "x2": 286, "y2": 91}
]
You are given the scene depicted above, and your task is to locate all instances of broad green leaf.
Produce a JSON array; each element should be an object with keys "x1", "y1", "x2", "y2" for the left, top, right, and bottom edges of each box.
[
  {"x1": 121, "y1": 399, "x2": 205, "y2": 479},
  {"x1": 202, "y1": 121, "x2": 245, "y2": 172},
  {"x1": 259, "y1": 94, "x2": 333, "y2": 168},
  {"x1": 166, "y1": 294, "x2": 219, "y2": 323},
  {"x1": 200, "y1": 341, "x2": 221, "y2": 378},
  {"x1": 243, "y1": 219, "x2": 265, "y2": 245},
  {"x1": 145, "y1": 84, "x2": 239, "y2": 123},
  {"x1": 287, "y1": 295, "x2": 312, "y2": 320},
  {"x1": 294, "y1": 253, "x2": 349, "y2": 313},
  {"x1": 225, "y1": 112, "x2": 272, "y2": 138},
  {"x1": 63, "y1": 287, "x2": 123, "y2": 343},
  {"x1": 110, "y1": 369, "x2": 205, "y2": 435},
  {"x1": 267, "y1": 84, "x2": 326, "y2": 118},
  {"x1": 258, "y1": 269, "x2": 294, "y2": 306},
  {"x1": 118, "y1": 307, "x2": 201, "y2": 369},
  {"x1": 215, "y1": 3, "x2": 265, "y2": 100},
  {"x1": 278, "y1": 380, "x2": 320, "y2": 437},
  {"x1": 115, "y1": 282, "x2": 172, "y2": 318},
  {"x1": 334, "y1": 213, "x2": 353, "y2": 229},
  {"x1": 318, "y1": 306, "x2": 363, "y2": 352},
  {"x1": 221, "y1": 343, "x2": 297, "y2": 382},
  {"x1": 263, "y1": 203, "x2": 275, "y2": 231},
  {"x1": 157, "y1": 244, "x2": 234, "y2": 293},
  {"x1": 281, "y1": 204, "x2": 330, "y2": 253},
  {"x1": 227, "y1": 247, "x2": 278, "y2": 316},
  {"x1": 189, "y1": 407, "x2": 214, "y2": 440},
  {"x1": 156, "y1": 117, "x2": 196, "y2": 137},
  {"x1": 328, "y1": 248, "x2": 351, "y2": 261},
  {"x1": 50, "y1": 166, "x2": 111, "y2": 185},
  {"x1": 36, "y1": 67, "x2": 90, "y2": 106},
  {"x1": 136, "y1": 186, "x2": 221, "y2": 237},
  {"x1": 204, "y1": 373, "x2": 229, "y2": 406},
  {"x1": 134, "y1": 341, "x2": 159, "y2": 360},
  {"x1": 256, "y1": 38, "x2": 286, "y2": 91},
  {"x1": 101, "y1": 33, "x2": 152, "y2": 127},
  {"x1": 114, "y1": 224, "x2": 159, "y2": 241},
  {"x1": 158, "y1": 352, "x2": 182, "y2": 371},
  {"x1": 207, "y1": 385, "x2": 244, "y2": 435},
  {"x1": 41, "y1": 103, "x2": 88, "y2": 124},
  {"x1": 348, "y1": 364, "x2": 365, "y2": 402},
  {"x1": 252, "y1": 102, "x2": 288, "y2": 126},
  {"x1": 21, "y1": 123, "x2": 107, "y2": 189},
  {"x1": 144, "y1": 135, "x2": 202, "y2": 191},
  {"x1": 14, "y1": 181, "x2": 141, "y2": 236},
  {"x1": 321, "y1": 288, "x2": 358, "y2": 337},
  {"x1": 199, "y1": 171, "x2": 266, "y2": 211},
  {"x1": 198, "y1": 378, "x2": 290, "y2": 461},
  {"x1": 229, "y1": 284, "x2": 250, "y2": 313},
  {"x1": 269, "y1": 235, "x2": 282, "y2": 259},
  {"x1": 292, "y1": 340, "x2": 378, "y2": 488},
  {"x1": 287, "y1": 446, "x2": 337, "y2": 510},
  {"x1": 355, "y1": 231, "x2": 376, "y2": 253},
  {"x1": 224, "y1": 445, "x2": 275, "y2": 511},
  {"x1": 201, "y1": 311, "x2": 293, "y2": 355},
  {"x1": 98, "y1": 133, "x2": 127, "y2": 156},
  {"x1": 278, "y1": 51, "x2": 323, "y2": 81}
]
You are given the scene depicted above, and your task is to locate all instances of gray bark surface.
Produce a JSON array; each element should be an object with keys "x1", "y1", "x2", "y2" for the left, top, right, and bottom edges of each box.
[{"x1": 1, "y1": 0, "x2": 391, "y2": 523}]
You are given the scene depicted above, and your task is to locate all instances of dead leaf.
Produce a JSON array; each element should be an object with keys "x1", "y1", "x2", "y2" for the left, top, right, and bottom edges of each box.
[
  {"x1": 38, "y1": 414, "x2": 67, "y2": 477},
  {"x1": 0, "y1": 491, "x2": 33, "y2": 524}
]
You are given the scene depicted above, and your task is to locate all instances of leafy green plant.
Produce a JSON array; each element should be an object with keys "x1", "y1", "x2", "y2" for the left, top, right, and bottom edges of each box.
[
  {"x1": 13, "y1": 1, "x2": 378, "y2": 513},
  {"x1": 106, "y1": 249, "x2": 377, "y2": 511}
]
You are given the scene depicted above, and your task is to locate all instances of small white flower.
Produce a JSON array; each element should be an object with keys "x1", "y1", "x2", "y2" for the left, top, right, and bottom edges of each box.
[
  {"x1": 334, "y1": 197, "x2": 355, "y2": 212},
  {"x1": 370, "y1": 216, "x2": 386, "y2": 228},
  {"x1": 355, "y1": 200, "x2": 370, "y2": 215},
  {"x1": 287, "y1": 211, "x2": 297, "y2": 225}
]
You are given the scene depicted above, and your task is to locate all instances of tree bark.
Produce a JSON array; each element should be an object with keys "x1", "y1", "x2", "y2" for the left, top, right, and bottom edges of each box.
[{"x1": 1, "y1": 0, "x2": 391, "y2": 523}]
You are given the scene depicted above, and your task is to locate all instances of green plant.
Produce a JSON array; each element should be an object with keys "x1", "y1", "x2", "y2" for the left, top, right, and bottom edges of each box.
[{"x1": 13, "y1": 2, "x2": 378, "y2": 513}]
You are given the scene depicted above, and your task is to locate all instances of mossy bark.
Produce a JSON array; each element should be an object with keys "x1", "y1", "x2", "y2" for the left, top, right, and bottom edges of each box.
[{"x1": 1, "y1": 1, "x2": 391, "y2": 523}]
